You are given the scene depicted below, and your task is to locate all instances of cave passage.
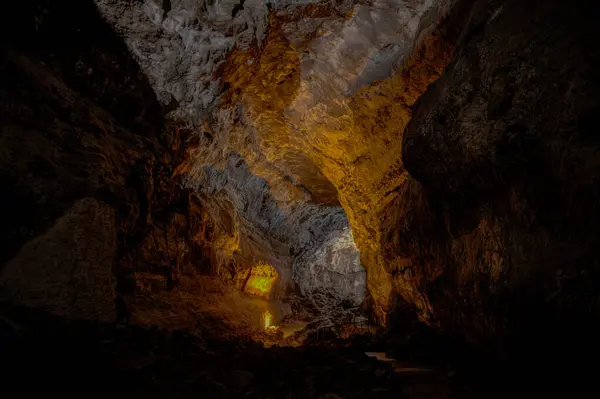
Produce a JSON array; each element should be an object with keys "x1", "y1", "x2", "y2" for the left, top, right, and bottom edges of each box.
[{"x1": 2, "y1": 0, "x2": 600, "y2": 398}]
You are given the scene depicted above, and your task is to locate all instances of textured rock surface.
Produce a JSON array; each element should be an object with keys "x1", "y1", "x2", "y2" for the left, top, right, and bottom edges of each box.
[
  {"x1": 94, "y1": 0, "x2": 270, "y2": 121},
  {"x1": 0, "y1": 0, "x2": 170, "y2": 320},
  {"x1": 97, "y1": 0, "x2": 600, "y2": 360},
  {"x1": 0, "y1": 0, "x2": 368, "y2": 327},
  {"x1": 185, "y1": 152, "x2": 365, "y2": 303},
  {"x1": 93, "y1": 0, "x2": 465, "y2": 314},
  {"x1": 294, "y1": 225, "x2": 364, "y2": 304},
  {"x1": 198, "y1": 0, "x2": 465, "y2": 319},
  {"x1": 0, "y1": 198, "x2": 117, "y2": 322},
  {"x1": 3, "y1": 0, "x2": 600, "y2": 377},
  {"x1": 391, "y1": 0, "x2": 600, "y2": 352}
]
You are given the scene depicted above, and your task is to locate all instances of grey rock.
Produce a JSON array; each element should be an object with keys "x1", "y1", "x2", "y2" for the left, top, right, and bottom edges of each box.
[{"x1": 186, "y1": 153, "x2": 366, "y2": 305}]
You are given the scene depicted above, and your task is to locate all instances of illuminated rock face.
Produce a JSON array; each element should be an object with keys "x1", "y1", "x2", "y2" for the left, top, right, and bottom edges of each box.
[
  {"x1": 92, "y1": 0, "x2": 600, "y2": 354},
  {"x1": 212, "y1": 0, "x2": 459, "y2": 318},
  {"x1": 3, "y1": 0, "x2": 599, "y2": 361},
  {"x1": 243, "y1": 263, "x2": 278, "y2": 298},
  {"x1": 184, "y1": 152, "x2": 365, "y2": 303},
  {"x1": 294, "y1": 226, "x2": 365, "y2": 305},
  {"x1": 94, "y1": 0, "x2": 270, "y2": 122},
  {"x1": 93, "y1": 0, "x2": 454, "y2": 314}
]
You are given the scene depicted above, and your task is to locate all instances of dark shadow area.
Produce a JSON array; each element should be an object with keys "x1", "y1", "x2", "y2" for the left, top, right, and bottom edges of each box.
[
  {"x1": 1, "y1": 0, "x2": 163, "y2": 135},
  {"x1": 393, "y1": 0, "x2": 600, "y2": 396},
  {"x1": 0, "y1": 0, "x2": 165, "y2": 265},
  {"x1": 0, "y1": 303, "x2": 409, "y2": 398}
]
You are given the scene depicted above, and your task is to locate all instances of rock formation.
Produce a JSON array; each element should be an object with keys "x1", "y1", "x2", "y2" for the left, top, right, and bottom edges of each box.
[
  {"x1": 1, "y1": 0, "x2": 600, "y2": 380},
  {"x1": 0, "y1": 0, "x2": 164, "y2": 320},
  {"x1": 394, "y1": 0, "x2": 600, "y2": 356},
  {"x1": 90, "y1": 0, "x2": 465, "y2": 321}
]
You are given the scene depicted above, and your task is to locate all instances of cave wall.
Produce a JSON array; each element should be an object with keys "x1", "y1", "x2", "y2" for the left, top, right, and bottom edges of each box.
[
  {"x1": 92, "y1": 0, "x2": 467, "y2": 315},
  {"x1": 184, "y1": 152, "x2": 365, "y2": 304},
  {"x1": 387, "y1": 0, "x2": 600, "y2": 354},
  {"x1": 0, "y1": 0, "x2": 170, "y2": 320},
  {"x1": 0, "y1": 0, "x2": 371, "y2": 325},
  {"x1": 94, "y1": 0, "x2": 271, "y2": 122},
  {"x1": 209, "y1": 0, "x2": 472, "y2": 319},
  {"x1": 176, "y1": 0, "x2": 599, "y2": 354},
  {"x1": 4, "y1": 0, "x2": 598, "y2": 357},
  {"x1": 0, "y1": 198, "x2": 117, "y2": 321},
  {"x1": 93, "y1": 0, "x2": 375, "y2": 306}
]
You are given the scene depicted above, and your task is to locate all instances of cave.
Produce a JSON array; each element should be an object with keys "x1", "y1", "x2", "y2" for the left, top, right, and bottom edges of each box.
[{"x1": 1, "y1": 0, "x2": 599, "y2": 397}]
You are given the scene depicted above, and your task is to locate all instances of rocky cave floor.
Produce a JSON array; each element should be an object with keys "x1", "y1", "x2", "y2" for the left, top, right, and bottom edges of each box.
[
  {"x1": 1, "y1": 304, "x2": 477, "y2": 399},
  {"x1": 3, "y1": 303, "x2": 588, "y2": 399}
]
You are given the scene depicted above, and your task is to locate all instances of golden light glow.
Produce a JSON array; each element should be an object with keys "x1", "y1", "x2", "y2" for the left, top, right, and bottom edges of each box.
[
  {"x1": 244, "y1": 263, "x2": 278, "y2": 298},
  {"x1": 221, "y1": 16, "x2": 457, "y2": 324},
  {"x1": 263, "y1": 310, "x2": 277, "y2": 331},
  {"x1": 248, "y1": 276, "x2": 273, "y2": 294}
]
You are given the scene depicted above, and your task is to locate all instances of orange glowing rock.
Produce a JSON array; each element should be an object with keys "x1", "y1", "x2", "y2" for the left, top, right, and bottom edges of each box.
[
  {"x1": 244, "y1": 263, "x2": 278, "y2": 298},
  {"x1": 219, "y1": 9, "x2": 457, "y2": 325},
  {"x1": 263, "y1": 310, "x2": 278, "y2": 331}
]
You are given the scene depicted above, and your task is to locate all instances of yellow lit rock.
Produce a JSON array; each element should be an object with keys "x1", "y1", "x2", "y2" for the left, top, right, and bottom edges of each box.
[
  {"x1": 244, "y1": 263, "x2": 279, "y2": 298},
  {"x1": 263, "y1": 310, "x2": 278, "y2": 330},
  {"x1": 177, "y1": 4, "x2": 461, "y2": 325},
  {"x1": 218, "y1": 9, "x2": 456, "y2": 323}
]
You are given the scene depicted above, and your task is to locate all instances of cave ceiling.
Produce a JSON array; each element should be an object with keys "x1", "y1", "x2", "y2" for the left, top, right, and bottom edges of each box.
[
  {"x1": 93, "y1": 0, "x2": 459, "y2": 320},
  {"x1": 3, "y1": 0, "x2": 599, "y2": 354}
]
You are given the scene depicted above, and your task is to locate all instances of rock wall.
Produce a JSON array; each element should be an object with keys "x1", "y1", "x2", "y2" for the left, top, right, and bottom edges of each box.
[
  {"x1": 89, "y1": 0, "x2": 480, "y2": 319},
  {"x1": 93, "y1": 0, "x2": 373, "y2": 305},
  {"x1": 94, "y1": 0, "x2": 466, "y2": 313},
  {"x1": 4, "y1": 0, "x2": 599, "y2": 362},
  {"x1": 0, "y1": 1, "x2": 369, "y2": 325},
  {"x1": 0, "y1": 0, "x2": 169, "y2": 320},
  {"x1": 129, "y1": 0, "x2": 600, "y2": 357},
  {"x1": 209, "y1": 0, "x2": 469, "y2": 319},
  {"x1": 94, "y1": 0, "x2": 270, "y2": 122},
  {"x1": 184, "y1": 152, "x2": 365, "y2": 303},
  {"x1": 0, "y1": 198, "x2": 117, "y2": 322},
  {"x1": 390, "y1": 0, "x2": 600, "y2": 354}
]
